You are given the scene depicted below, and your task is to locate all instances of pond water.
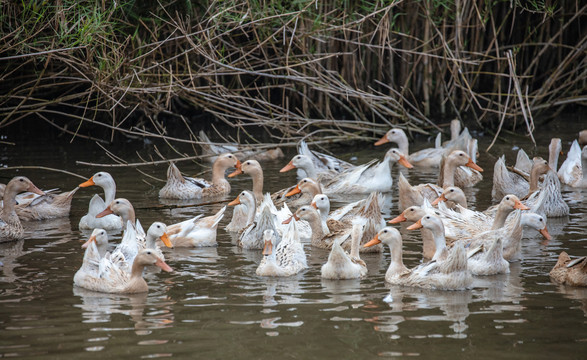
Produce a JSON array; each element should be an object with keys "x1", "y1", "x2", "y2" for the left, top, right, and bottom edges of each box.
[{"x1": 1, "y1": 117, "x2": 586, "y2": 359}]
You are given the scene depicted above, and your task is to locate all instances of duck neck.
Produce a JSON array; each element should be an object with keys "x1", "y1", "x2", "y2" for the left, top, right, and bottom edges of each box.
[
  {"x1": 103, "y1": 179, "x2": 116, "y2": 205},
  {"x1": 431, "y1": 231, "x2": 448, "y2": 262},
  {"x1": 145, "y1": 233, "x2": 158, "y2": 249},
  {"x1": 491, "y1": 204, "x2": 513, "y2": 230},
  {"x1": 441, "y1": 160, "x2": 458, "y2": 187},
  {"x1": 528, "y1": 165, "x2": 543, "y2": 194},
  {"x1": 394, "y1": 135, "x2": 410, "y2": 156},
  {"x1": 451, "y1": 121, "x2": 461, "y2": 141},
  {"x1": 349, "y1": 230, "x2": 361, "y2": 259},
  {"x1": 97, "y1": 243, "x2": 108, "y2": 259},
  {"x1": 318, "y1": 205, "x2": 329, "y2": 225},
  {"x1": 211, "y1": 160, "x2": 229, "y2": 186},
  {"x1": 386, "y1": 242, "x2": 408, "y2": 276},
  {"x1": 302, "y1": 162, "x2": 318, "y2": 180},
  {"x1": 306, "y1": 213, "x2": 324, "y2": 242},
  {"x1": 249, "y1": 170, "x2": 264, "y2": 205},
  {"x1": 2, "y1": 183, "x2": 18, "y2": 214},
  {"x1": 549, "y1": 144, "x2": 560, "y2": 171},
  {"x1": 120, "y1": 208, "x2": 136, "y2": 227},
  {"x1": 245, "y1": 202, "x2": 257, "y2": 226},
  {"x1": 129, "y1": 260, "x2": 148, "y2": 292}
]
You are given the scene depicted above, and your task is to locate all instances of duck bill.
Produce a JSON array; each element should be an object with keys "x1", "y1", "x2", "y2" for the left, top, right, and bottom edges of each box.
[
  {"x1": 310, "y1": 201, "x2": 318, "y2": 209},
  {"x1": 234, "y1": 159, "x2": 242, "y2": 169},
  {"x1": 431, "y1": 194, "x2": 447, "y2": 206},
  {"x1": 155, "y1": 258, "x2": 173, "y2": 272},
  {"x1": 374, "y1": 135, "x2": 389, "y2": 146},
  {"x1": 398, "y1": 156, "x2": 413, "y2": 169},
  {"x1": 465, "y1": 158, "x2": 483, "y2": 172},
  {"x1": 514, "y1": 200, "x2": 530, "y2": 210},
  {"x1": 81, "y1": 235, "x2": 96, "y2": 249},
  {"x1": 388, "y1": 213, "x2": 407, "y2": 224},
  {"x1": 280, "y1": 161, "x2": 296, "y2": 173},
  {"x1": 285, "y1": 185, "x2": 301, "y2": 197},
  {"x1": 364, "y1": 234, "x2": 381, "y2": 248},
  {"x1": 96, "y1": 206, "x2": 113, "y2": 218},
  {"x1": 227, "y1": 196, "x2": 241, "y2": 206},
  {"x1": 27, "y1": 183, "x2": 45, "y2": 196},
  {"x1": 539, "y1": 227, "x2": 552, "y2": 241},
  {"x1": 406, "y1": 218, "x2": 423, "y2": 230},
  {"x1": 160, "y1": 233, "x2": 173, "y2": 248},
  {"x1": 79, "y1": 176, "x2": 96, "y2": 188},
  {"x1": 228, "y1": 163, "x2": 243, "y2": 178},
  {"x1": 262, "y1": 240, "x2": 273, "y2": 255},
  {"x1": 282, "y1": 214, "x2": 299, "y2": 224}
]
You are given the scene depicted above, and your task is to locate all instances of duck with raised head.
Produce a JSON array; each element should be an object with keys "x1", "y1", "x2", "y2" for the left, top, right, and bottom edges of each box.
[
  {"x1": 321, "y1": 219, "x2": 368, "y2": 280},
  {"x1": 0, "y1": 177, "x2": 45, "y2": 242},
  {"x1": 558, "y1": 140, "x2": 582, "y2": 186},
  {"x1": 431, "y1": 186, "x2": 468, "y2": 209},
  {"x1": 280, "y1": 154, "x2": 338, "y2": 184},
  {"x1": 78, "y1": 171, "x2": 122, "y2": 231},
  {"x1": 322, "y1": 148, "x2": 413, "y2": 194},
  {"x1": 142, "y1": 222, "x2": 173, "y2": 261},
  {"x1": 228, "y1": 190, "x2": 280, "y2": 249},
  {"x1": 374, "y1": 128, "x2": 445, "y2": 168},
  {"x1": 80, "y1": 228, "x2": 110, "y2": 260},
  {"x1": 198, "y1": 130, "x2": 283, "y2": 163},
  {"x1": 166, "y1": 207, "x2": 226, "y2": 247},
  {"x1": 159, "y1": 153, "x2": 240, "y2": 200},
  {"x1": 73, "y1": 248, "x2": 172, "y2": 294},
  {"x1": 550, "y1": 252, "x2": 587, "y2": 287},
  {"x1": 366, "y1": 223, "x2": 472, "y2": 291},
  {"x1": 96, "y1": 198, "x2": 145, "y2": 235},
  {"x1": 256, "y1": 220, "x2": 307, "y2": 277},
  {"x1": 297, "y1": 140, "x2": 354, "y2": 173},
  {"x1": 389, "y1": 204, "x2": 436, "y2": 259}
]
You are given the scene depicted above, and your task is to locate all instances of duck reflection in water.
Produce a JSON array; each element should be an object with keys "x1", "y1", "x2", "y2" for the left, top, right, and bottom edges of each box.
[
  {"x1": 262, "y1": 277, "x2": 304, "y2": 307},
  {"x1": 73, "y1": 287, "x2": 175, "y2": 332},
  {"x1": 369, "y1": 285, "x2": 473, "y2": 338}
]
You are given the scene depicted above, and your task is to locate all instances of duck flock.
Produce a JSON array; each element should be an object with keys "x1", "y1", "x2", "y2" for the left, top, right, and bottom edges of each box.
[{"x1": 1, "y1": 122, "x2": 586, "y2": 294}]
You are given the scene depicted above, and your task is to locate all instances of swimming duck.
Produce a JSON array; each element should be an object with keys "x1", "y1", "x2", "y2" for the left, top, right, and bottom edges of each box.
[
  {"x1": 445, "y1": 139, "x2": 483, "y2": 188},
  {"x1": 159, "y1": 153, "x2": 240, "y2": 200},
  {"x1": 389, "y1": 204, "x2": 437, "y2": 259},
  {"x1": 523, "y1": 169, "x2": 569, "y2": 217},
  {"x1": 437, "y1": 150, "x2": 484, "y2": 188},
  {"x1": 96, "y1": 198, "x2": 144, "y2": 234},
  {"x1": 142, "y1": 222, "x2": 173, "y2": 260},
  {"x1": 374, "y1": 128, "x2": 446, "y2": 167},
  {"x1": 0, "y1": 177, "x2": 45, "y2": 242},
  {"x1": 297, "y1": 140, "x2": 354, "y2": 173},
  {"x1": 280, "y1": 155, "x2": 337, "y2": 183},
  {"x1": 322, "y1": 148, "x2": 413, "y2": 194},
  {"x1": 78, "y1": 171, "x2": 123, "y2": 231},
  {"x1": 366, "y1": 223, "x2": 472, "y2": 290},
  {"x1": 310, "y1": 194, "x2": 339, "y2": 235},
  {"x1": 198, "y1": 130, "x2": 283, "y2": 163},
  {"x1": 320, "y1": 219, "x2": 368, "y2": 279},
  {"x1": 166, "y1": 207, "x2": 226, "y2": 247},
  {"x1": 73, "y1": 248, "x2": 172, "y2": 294},
  {"x1": 81, "y1": 228, "x2": 110, "y2": 259},
  {"x1": 229, "y1": 190, "x2": 280, "y2": 249},
  {"x1": 550, "y1": 252, "x2": 587, "y2": 287},
  {"x1": 570, "y1": 146, "x2": 587, "y2": 188},
  {"x1": 256, "y1": 221, "x2": 307, "y2": 277},
  {"x1": 558, "y1": 140, "x2": 582, "y2": 186},
  {"x1": 462, "y1": 237, "x2": 510, "y2": 276},
  {"x1": 9, "y1": 186, "x2": 79, "y2": 222}
]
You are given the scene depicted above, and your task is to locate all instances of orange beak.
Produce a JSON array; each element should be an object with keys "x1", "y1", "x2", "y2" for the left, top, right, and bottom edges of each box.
[
  {"x1": 514, "y1": 200, "x2": 530, "y2": 210},
  {"x1": 79, "y1": 176, "x2": 96, "y2": 188},
  {"x1": 398, "y1": 155, "x2": 413, "y2": 169},
  {"x1": 262, "y1": 240, "x2": 273, "y2": 255},
  {"x1": 27, "y1": 182, "x2": 45, "y2": 196},
  {"x1": 155, "y1": 258, "x2": 173, "y2": 272},
  {"x1": 310, "y1": 201, "x2": 318, "y2": 209},
  {"x1": 539, "y1": 227, "x2": 551, "y2": 241},
  {"x1": 285, "y1": 185, "x2": 301, "y2": 197},
  {"x1": 81, "y1": 235, "x2": 96, "y2": 249},
  {"x1": 388, "y1": 213, "x2": 407, "y2": 224},
  {"x1": 228, "y1": 163, "x2": 243, "y2": 178},
  {"x1": 364, "y1": 234, "x2": 381, "y2": 247},
  {"x1": 406, "y1": 218, "x2": 423, "y2": 230},
  {"x1": 374, "y1": 135, "x2": 389, "y2": 146},
  {"x1": 96, "y1": 206, "x2": 113, "y2": 218},
  {"x1": 431, "y1": 194, "x2": 447, "y2": 206},
  {"x1": 465, "y1": 158, "x2": 483, "y2": 172},
  {"x1": 160, "y1": 233, "x2": 173, "y2": 248},
  {"x1": 228, "y1": 196, "x2": 241, "y2": 206},
  {"x1": 280, "y1": 161, "x2": 296, "y2": 173}
]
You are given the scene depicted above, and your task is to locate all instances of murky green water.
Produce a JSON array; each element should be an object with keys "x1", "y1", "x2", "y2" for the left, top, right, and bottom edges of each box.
[{"x1": 1, "y1": 118, "x2": 586, "y2": 359}]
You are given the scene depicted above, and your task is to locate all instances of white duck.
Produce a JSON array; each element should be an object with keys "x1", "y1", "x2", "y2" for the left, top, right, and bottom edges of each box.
[
  {"x1": 256, "y1": 220, "x2": 307, "y2": 277},
  {"x1": 198, "y1": 130, "x2": 283, "y2": 163},
  {"x1": 280, "y1": 154, "x2": 337, "y2": 183},
  {"x1": 158, "y1": 154, "x2": 240, "y2": 200},
  {"x1": 228, "y1": 190, "x2": 280, "y2": 249},
  {"x1": 79, "y1": 172, "x2": 123, "y2": 231},
  {"x1": 524, "y1": 170, "x2": 569, "y2": 217},
  {"x1": 564, "y1": 145, "x2": 587, "y2": 188},
  {"x1": 322, "y1": 148, "x2": 413, "y2": 194},
  {"x1": 321, "y1": 219, "x2": 368, "y2": 280},
  {"x1": 297, "y1": 140, "x2": 354, "y2": 174},
  {"x1": 166, "y1": 207, "x2": 226, "y2": 247},
  {"x1": 366, "y1": 223, "x2": 472, "y2": 290},
  {"x1": 558, "y1": 140, "x2": 582, "y2": 185},
  {"x1": 80, "y1": 228, "x2": 110, "y2": 259}
]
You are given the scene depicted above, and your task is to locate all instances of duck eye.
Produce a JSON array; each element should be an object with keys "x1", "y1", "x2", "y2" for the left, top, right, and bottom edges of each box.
[
  {"x1": 506, "y1": 196, "x2": 510, "y2": 201},
  {"x1": 97, "y1": 174, "x2": 102, "y2": 177},
  {"x1": 450, "y1": 189, "x2": 454, "y2": 192},
  {"x1": 147, "y1": 251, "x2": 152, "y2": 255},
  {"x1": 19, "y1": 178, "x2": 23, "y2": 182},
  {"x1": 459, "y1": 153, "x2": 463, "y2": 156},
  {"x1": 383, "y1": 230, "x2": 388, "y2": 233}
]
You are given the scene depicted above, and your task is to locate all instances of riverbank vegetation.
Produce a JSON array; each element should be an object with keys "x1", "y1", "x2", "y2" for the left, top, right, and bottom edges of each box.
[{"x1": 0, "y1": 0, "x2": 585, "y2": 148}]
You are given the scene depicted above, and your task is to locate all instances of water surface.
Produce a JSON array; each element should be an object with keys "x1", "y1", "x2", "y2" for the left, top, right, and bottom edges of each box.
[{"x1": 1, "y1": 119, "x2": 586, "y2": 358}]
